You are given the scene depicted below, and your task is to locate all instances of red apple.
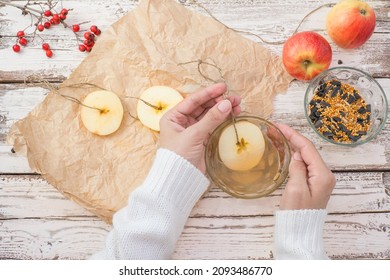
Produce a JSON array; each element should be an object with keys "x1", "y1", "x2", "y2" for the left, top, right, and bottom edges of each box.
[
  {"x1": 326, "y1": 0, "x2": 376, "y2": 49},
  {"x1": 282, "y1": 31, "x2": 332, "y2": 81}
]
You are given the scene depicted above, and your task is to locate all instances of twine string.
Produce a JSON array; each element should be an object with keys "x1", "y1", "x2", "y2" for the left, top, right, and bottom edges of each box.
[
  {"x1": 125, "y1": 96, "x2": 162, "y2": 111},
  {"x1": 179, "y1": 59, "x2": 240, "y2": 144},
  {"x1": 25, "y1": 75, "x2": 165, "y2": 121},
  {"x1": 24, "y1": 75, "x2": 107, "y2": 112},
  {"x1": 188, "y1": 0, "x2": 336, "y2": 45}
]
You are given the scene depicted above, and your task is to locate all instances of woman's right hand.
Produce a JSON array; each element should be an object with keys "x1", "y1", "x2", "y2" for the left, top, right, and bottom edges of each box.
[{"x1": 277, "y1": 124, "x2": 336, "y2": 210}]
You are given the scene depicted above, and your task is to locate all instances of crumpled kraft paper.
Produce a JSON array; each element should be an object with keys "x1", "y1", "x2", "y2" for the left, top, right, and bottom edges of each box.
[{"x1": 7, "y1": 0, "x2": 292, "y2": 223}]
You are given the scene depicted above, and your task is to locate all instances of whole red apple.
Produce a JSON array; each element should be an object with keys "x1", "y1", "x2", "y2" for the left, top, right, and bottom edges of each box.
[
  {"x1": 326, "y1": 0, "x2": 376, "y2": 49},
  {"x1": 282, "y1": 31, "x2": 332, "y2": 81}
]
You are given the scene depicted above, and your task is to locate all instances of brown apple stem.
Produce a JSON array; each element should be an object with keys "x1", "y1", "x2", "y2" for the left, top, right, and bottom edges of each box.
[
  {"x1": 126, "y1": 96, "x2": 162, "y2": 111},
  {"x1": 188, "y1": 0, "x2": 336, "y2": 45}
]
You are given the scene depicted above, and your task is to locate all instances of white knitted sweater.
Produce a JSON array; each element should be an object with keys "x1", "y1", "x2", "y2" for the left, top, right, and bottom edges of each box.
[{"x1": 91, "y1": 149, "x2": 328, "y2": 260}]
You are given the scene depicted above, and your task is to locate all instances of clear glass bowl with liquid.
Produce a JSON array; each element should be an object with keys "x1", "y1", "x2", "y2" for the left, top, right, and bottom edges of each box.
[{"x1": 205, "y1": 116, "x2": 291, "y2": 199}]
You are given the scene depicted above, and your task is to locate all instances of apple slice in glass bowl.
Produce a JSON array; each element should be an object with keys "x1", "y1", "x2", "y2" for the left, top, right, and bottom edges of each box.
[{"x1": 205, "y1": 116, "x2": 291, "y2": 199}]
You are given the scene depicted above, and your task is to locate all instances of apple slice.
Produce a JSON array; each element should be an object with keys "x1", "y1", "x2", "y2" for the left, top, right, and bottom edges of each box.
[
  {"x1": 137, "y1": 86, "x2": 183, "y2": 131},
  {"x1": 80, "y1": 90, "x2": 124, "y2": 136},
  {"x1": 218, "y1": 121, "x2": 265, "y2": 171}
]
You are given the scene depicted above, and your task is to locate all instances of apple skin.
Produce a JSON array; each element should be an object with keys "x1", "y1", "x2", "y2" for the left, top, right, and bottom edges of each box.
[
  {"x1": 327, "y1": 0, "x2": 376, "y2": 49},
  {"x1": 282, "y1": 31, "x2": 332, "y2": 81}
]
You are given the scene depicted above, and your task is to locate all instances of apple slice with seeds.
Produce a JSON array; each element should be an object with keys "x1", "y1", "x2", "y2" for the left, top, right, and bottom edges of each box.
[
  {"x1": 218, "y1": 121, "x2": 265, "y2": 171},
  {"x1": 81, "y1": 90, "x2": 124, "y2": 136},
  {"x1": 137, "y1": 86, "x2": 183, "y2": 131}
]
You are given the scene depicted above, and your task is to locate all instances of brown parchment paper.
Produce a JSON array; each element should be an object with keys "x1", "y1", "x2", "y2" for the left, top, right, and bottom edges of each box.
[{"x1": 7, "y1": 0, "x2": 292, "y2": 223}]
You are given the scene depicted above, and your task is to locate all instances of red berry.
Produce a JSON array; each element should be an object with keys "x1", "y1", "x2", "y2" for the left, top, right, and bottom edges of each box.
[
  {"x1": 37, "y1": 24, "x2": 44, "y2": 32},
  {"x1": 44, "y1": 22, "x2": 51, "y2": 29},
  {"x1": 79, "y1": 44, "x2": 86, "y2": 52},
  {"x1": 46, "y1": 50, "x2": 53, "y2": 58},
  {"x1": 44, "y1": 10, "x2": 52, "y2": 17},
  {"x1": 12, "y1": 44, "x2": 21, "y2": 53},
  {"x1": 84, "y1": 32, "x2": 94, "y2": 40},
  {"x1": 17, "y1": 31, "x2": 25, "y2": 38},
  {"x1": 52, "y1": 14, "x2": 60, "y2": 21},
  {"x1": 60, "y1": 14, "x2": 66, "y2": 20},
  {"x1": 85, "y1": 46, "x2": 92, "y2": 52},
  {"x1": 90, "y1": 25, "x2": 98, "y2": 33},
  {"x1": 61, "y1": 9, "x2": 68, "y2": 15},
  {"x1": 50, "y1": 18, "x2": 56, "y2": 25},
  {"x1": 72, "y1": 24, "x2": 80, "y2": 32},
  {"x1": 19, "y1": 37, "x2": 28, "y2": 46},
  {"x1": 94, "y1": 29, "x2": 101, "y2": 36},
  {"x1": 42, "y1": 43, "x2": 50, "y2": 51},
  {"x1": 84, "y1": 39, "x2": 94, "y2": 46}
]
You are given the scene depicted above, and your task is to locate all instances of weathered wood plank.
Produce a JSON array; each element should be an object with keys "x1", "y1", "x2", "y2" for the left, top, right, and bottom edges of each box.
[
  {"x1": 1, "y1": 172, "x2": 389, "y2": 219},
  {"x1": 0, "y1": 0, "x2": 389, "y2": 81},
  {"x1": 0, "y1": 145, "x2": 32, "y2": 173},
  {"x1": 1, "y1": 79, "x2": 390, "y2": 172},
  {"x1": 0, "y1": 84, "x2": 47, "y2": 143},
  {"x1": 0, "y1": 175, "x2": 94, "y2": 218},
  {"x1": 174, "y1": 213, "x2": 390, "y2": 259},
  {"x1": 0, "y1": 217, "x2": 110, "y2": 260},
  {"x1": 0, "y1": 213, "x2": 388, "y2": 259}
]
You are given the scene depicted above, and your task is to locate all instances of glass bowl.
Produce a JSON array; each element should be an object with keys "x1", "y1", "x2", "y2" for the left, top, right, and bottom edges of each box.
[
  {"x1": 205, "y1": 116, "x2": 291, "y2": 199},
  {"x1": 305, "y1": 67, "x2": 388, "y2": 146}
]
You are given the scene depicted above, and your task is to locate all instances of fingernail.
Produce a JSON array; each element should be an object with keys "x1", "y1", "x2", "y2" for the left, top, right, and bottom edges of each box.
[
  {"x1": 217, "y1": 100, "x2": 232, "y2": 113},
  {"x1": 293, "y1": 151, "x2": 303, "y2": 161}
]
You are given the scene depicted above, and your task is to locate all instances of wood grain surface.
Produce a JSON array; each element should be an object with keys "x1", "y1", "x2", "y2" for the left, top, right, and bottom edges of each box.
[{"x1": 0, "y1": 0, "x2": 389, "y2": 260}]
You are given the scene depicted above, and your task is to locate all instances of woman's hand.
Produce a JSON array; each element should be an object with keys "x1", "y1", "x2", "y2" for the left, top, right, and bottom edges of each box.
[
  {"x1": 277, "y1": 124, "x2": 336, "y2": 210},
  {"x1": 159, "y1": 83, "x2": 241, "y2": 173}
]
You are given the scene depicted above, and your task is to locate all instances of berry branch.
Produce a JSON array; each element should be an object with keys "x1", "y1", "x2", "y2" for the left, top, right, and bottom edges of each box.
[{"x1": 1, "y1": 0, "x2": 102, "y2": 57}]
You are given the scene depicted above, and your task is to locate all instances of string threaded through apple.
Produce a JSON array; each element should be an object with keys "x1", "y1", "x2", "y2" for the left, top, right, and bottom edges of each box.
[
  {"x1": 24, "y1": 75, "x2": 124, "y2": 136},
  {"x1": 178, "y1": 59, "x2": 269, "y2": 172},
  {"x1": 178, "y1": 59, "x2": 241, "y2": 145},
  {"x1": 135, "y1": 86, "x2": 184, "y2": 132}
]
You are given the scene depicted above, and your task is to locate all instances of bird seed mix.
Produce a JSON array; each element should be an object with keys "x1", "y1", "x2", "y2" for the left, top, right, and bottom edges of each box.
[{"x1": 308, "y1": 79, "x2": 371, "y2": 143}]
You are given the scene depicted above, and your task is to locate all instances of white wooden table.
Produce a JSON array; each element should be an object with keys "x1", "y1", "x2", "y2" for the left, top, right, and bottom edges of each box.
[{"x1": 0, "y1": 0, "x2": 389, "y2": 260}]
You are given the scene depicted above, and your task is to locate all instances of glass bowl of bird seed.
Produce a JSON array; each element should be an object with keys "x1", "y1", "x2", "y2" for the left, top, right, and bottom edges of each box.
[{"x1": 305, "y1": 67, "x2": 388, "y2": 146}]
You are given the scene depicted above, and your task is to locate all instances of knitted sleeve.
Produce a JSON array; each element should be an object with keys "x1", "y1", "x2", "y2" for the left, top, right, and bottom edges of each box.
[
  {"x1": 274, "y1": 209, "x2": 329, "y2": 260},
  {"x1": 90, "y1": 148, "x2": 209, "y2": 259}
]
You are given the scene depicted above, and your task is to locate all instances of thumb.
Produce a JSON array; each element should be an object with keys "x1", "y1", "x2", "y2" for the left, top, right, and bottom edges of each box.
[
  {"x1": 287, "y1": 152, "x2": 309, "y2": 187},
  {"x1": 190, "y1": 99, "x2": 232, "y2": 138}
]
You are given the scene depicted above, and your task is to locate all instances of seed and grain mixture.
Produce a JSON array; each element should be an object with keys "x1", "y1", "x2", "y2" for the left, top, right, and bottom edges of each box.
[{"x1": 308, "y1": 79, "x2": 371, "y2": 143}]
